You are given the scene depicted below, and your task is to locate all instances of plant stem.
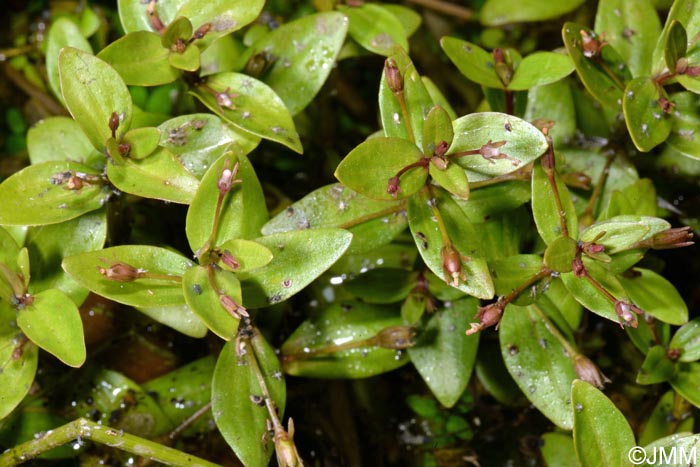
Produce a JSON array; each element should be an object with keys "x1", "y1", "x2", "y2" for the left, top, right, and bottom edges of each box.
[
  {"x1": 530, "y1": 302, "x2": 577, "y2": 357},
  {"x1": 426, "y1": 187, "x2": 451, "y2": 246},
  {"x1": 502, "y1": 267, "x2": 552, "y2": 305},
  {"x1": 337, "y1": 202, "x2": 406, "y2": 229},
  {"x1": 0, "y1": 418, "x2": 222, "y2": 467},
  {"x1": 541, "y1": 134, "x2": 570, "y2": 238},
  {"x1": 580, "y1": 153, "x2": 615, "y2": 227},
  {"x1": 404, "y1": 0, "x2": 474, "y2": 21},
  {"x1": 244, "y1": 330, "x2": 284, "y2": 433}
]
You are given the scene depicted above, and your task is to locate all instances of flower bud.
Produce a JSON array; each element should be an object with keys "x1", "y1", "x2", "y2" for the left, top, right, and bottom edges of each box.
[
  {"x1": 221, "y1": 250, "x2": 241, "y2": 270},
  {"x1": 217, "y1": 160, "x2": 240, "y2": 194},
  {"x1": 440, "y1": 244, "x2": 464, "y2": 287},
  {"x1": 109, "y1": 112, "x2": 120, "y2": 137},
  {"x1": 219, "y1": 294, "x2": 249, "y2": 319},
  {"x1": 434, "y1": 140, "x2": 450, "y2": 158},
  {"x1": 657, "y1": 97, "x2": 675, "y2": 114},
  {"x1": 572, "y1": 257, "x2": 586, "y2": 278},
  {"x1": 384, "y1": 58, "x2": 403, "y2": 93},
  {"x1": 632, "y1": 226, "x2": 694, "y2": 250},
  {"x1": 573, "y1": 353, "x2": 610, "y2": 389},
  {"x1": 387, "y1": 176, "x2": 401, "y2": 197},
  {"x1": 466, "y1": 301, "x2": 505, "y2": 335},
  {"x1": 193, "y1": 23, "x2": 212, "y2": 40},
  {"x1": 274, "y1": 419, "x2": 304, "y2": 467},
  {"x1": 580, "y1": 30, "x2": 606, "y2": 58},
  {"x1": 430, "y1": 156, "x2": 448, "y2": 170},
  {"x1": 614, "y1": 300, "x2": 643, "y2": 328},
  {"x1": 374, "y1": 326, "x2": 416, "y2": 350},
  {"x1": 98, "y1": 262, "x2": 145, "y2": 282}
]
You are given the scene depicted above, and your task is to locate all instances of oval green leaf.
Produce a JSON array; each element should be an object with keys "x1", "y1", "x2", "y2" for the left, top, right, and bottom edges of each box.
[
  {"x1": 508, "y1": 52, "x2": 574, "y2": 91},
  {"x1": 623, "y1": 77, "x2": 672, "y2": 152},
  {"x1": 481, "y1": 0, "x2": 585, "y2": 26},
  {"x1": 531, "y1": 163, "x2": 579, "y2": 244},
  {"x1": 544, "y1": 235, "x2": 577, "y2": 273},
  {"x1": 429, "y1": 162, "x2": 469, "y2": 200},
  {"x1": 339, "y1": 4, "x2": 408, "y2": 56},
  {"x1": 175, "y1": 0, "x2": 264, "y2": 45},
  {"x1": 441, "y1": 37, "x2": 502, "y2": 89},
  {"x1": 27, "y1": 117, "x2": 102, "y2": 168},
  {"x1": 637, "y1": 345, "x2": 675, "y2": 385},
  {"x1": 182, "y1": 265, "x2": 240, "y2": 340},
  {"x1": 670, "y1": 318, "x2": 700, "y2": 362},
  {"x1": 344, "y1": 268, "x2": 417, "y2": 304},
  {"x1": 0, "y1": 302, "x2": 38, "y2": 419},
  {"x1": 671, "y1": 362, "x2": 700, "y2": 407},
  {"x1": 561, "y1": 259, "x2": 628, "y2": 323},
  {"x1": 619, "y1": 268, "x2": 688, "y2": 326},
  {"x1": 216, "y1": 239, "x2": 273, "y2": 273},
  {"x1": 136, "y1": 303, "x2": 208, "y2": 338},
  {"x1": 97, "y1": 31, "x2": 179, "y2": 86},
  {"x1": 580, "y1": 215, "x2": 671, "y2": 253},
  {"x1": 45, "y1": 17, "x2": 93, "y2": 105}
]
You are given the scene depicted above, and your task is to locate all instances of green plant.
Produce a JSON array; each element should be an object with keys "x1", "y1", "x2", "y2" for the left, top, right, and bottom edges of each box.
[{"x1": 0, "y1": 0, "x2": 699, "y2": 466}]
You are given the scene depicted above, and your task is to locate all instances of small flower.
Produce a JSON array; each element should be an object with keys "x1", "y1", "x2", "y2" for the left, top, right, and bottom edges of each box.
[
  {"x1": 217, "y1": 160, "x2": 241, "y2": 194},
  {"x1": 98, "y1": 262, "x2": 145, "y2": 282},
  {"x1": 221, "y1": 250, "x2": 241, "y2": 270},
  {"x1": 387, "y1": 176, "x2": 401, "y2": 197},
  {"x1": 434, "y1": 140, "x2": 450, "y2": 158},
  {"x1": 219, "y1": 294, "x2": 249, "y2": 319},
  {"x1": 573, "y1": 353, "x2": 610, "y2": 389},
  {"x1": 614, "y1": 300, "x2": 643, "y2": 328},
  {"x1": 215, "y1": 87, "x2": 239, "y2": 110},
  {"x1": 375, "y1": 326, "x2": 416, "y2": 350},
  {"x1": 440, "y1": 244, "x2": 466, "y2": 287},
  {"x1": 274, "y1": 418, "x2": 304, "y2": 467},
  {"x1": 430, "y1": 156, "x2": 448, "y2": 170},
  {"x1": 384, "y1": 58, "x2": 403, "y2": 93},
  {"x1": 466, "y1": 301, "x2": 505, "y2": 335},
  {"x1": 478, "y1": 140, "x2": 519, "y2": 165},
  {"x1": 580, "y1": 30, "x2": 607, "y2": 58},
  {"x1": 657, "y1": 97, "x2": 675, "y2": 114}
]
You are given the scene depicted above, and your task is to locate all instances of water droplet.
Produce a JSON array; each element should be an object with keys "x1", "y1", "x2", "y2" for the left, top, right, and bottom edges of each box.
[
  {"x1": 393, "y1": 113, "x2": 401, "y2": 125},
  {"x1": 575, "y1": 403, "x2": 584, "y2": 412},
  {"x1": 626, "y1": 90, "x2": 634, "y2": 99},
  {"x1": 641, "y1": 123, "x2": 649, "y2": 134}
]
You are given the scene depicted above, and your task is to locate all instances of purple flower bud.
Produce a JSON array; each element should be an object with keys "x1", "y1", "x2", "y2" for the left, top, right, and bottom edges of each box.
[
  {"x1": 221, "y1": 250, "x2": 241, "y2": 270},
  {"x1": 573, "y1": 353, "x2": 610, "y2": 389},
  {"x1": 614, "y1": 301, "x2": 643, "y2": 328},
  {"x1": 466, "y1": 301, "x2": 505, "y2": 335},
  {"x1": 98, "y1": 262, "x2": 145, "y2": 282},
  {"x1": 219, "y1": 294, "x2": 249, "y2": 319},
  {"x1": 387, "y1": 176, "x2": 401, "y2": 197},
  {"x1": 384, "y1": 58, "x2": 403, "y2": 93}
]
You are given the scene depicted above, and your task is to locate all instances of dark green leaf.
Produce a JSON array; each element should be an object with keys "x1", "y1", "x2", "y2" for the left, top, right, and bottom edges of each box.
[
  {"x1": 216, "y1": 239, "x2": 273, "y2": 273},
  {"x1": 602, "y1": 178, "x2": 657, "y2": 219},
  {"x1": 456, "y1": 181, "x2": 531, "y2": 222},
  {"x1": 572, "y1": 379, "x2": 636, "y2": 467},
  {"x1": 665, "y1": 20, "x2": 688, "y2": 71},
  {"x1": 344, "y1": 268, "x2": 417, "y2": 304},
  {"x1": 637, "y1": 345, "x2": 675, "y2": 384},
  {"x1": 450, "y1": 112, "x2": 548, "y2": 181},
  {"x1": 0, "y1": 161, "x2": 111, "y2": 226},
  {"x1": 0, "y1": 302, "x2": 38, "y2": 419},
  {"x1": 46, "y1": 18, "x2": 92, "y2": 105},
  {"x1": 618, "y1": 268, "x2": 688, "y2": 325},
  {"x1": 422, "y1": 106, "x2": 454, "y2": 155},
  {"x1": 639, "y1": 390, "x2": 694, "y2": 446},
  {"x1": 544, "y1": 236, "x2": 577, "y2": 273},
  {"x1": 245, "y1": 12, "x2": 348, "y2": 115},
  {"x1": 182, "y1": 265, "x2": 240, "y2": 340},
  {"x1": 241, "y1": 229, "x2": 353, "y2": 308},
  {"x1": 190, "y1": 72, "x2": 302, "y2": 153},
  {"x1": 561, "y1": 259, "x2": 628, "y2": 323},
  {"x1": 508, "y1": 52, "x2": 574, "y2": 90},
  {"x1": 623, "y1": 78, "x2": 672, "y2": 152},
  {"x1": 59, "y1": 47, "x2": 133, "y2": 151},
  {"x1": 161, "y1": 16, "x2": 192, "y2": 48},
  {"x1": 17, "y1": 289, "x2": 86, "y2": 367},
  {"x1": 27, "y1": 117, "x2": 102, "y2": 168},
  {"x1": 531, "y1": 163, "x2": 579, "y2": 245},
  {"x1": 136, "y1": 304, "x2": 208, "y2": 338},
  {"x1": 186, "y1": 154, "x2": 267, "y2": 253},
  {"x1": 500, "y1": 304, "x2": 576, "y2": 429},
  {"x1": 441, "y1": 37, "x2": 502, "y2": 89},
  {"x1": 62, "y1": 245, "x2": 191, "y2": 307},
  {"x1": 594, "y1": 0, "x2": 661, "y2": 78},
  {"x1": 408, "y1": 298, "x2": 480, "y2": 407},
  {"x1": 475, "y1": 340, "x2": 526, "y2": 407},
  {"x1": 670, "y1": 318, "x2": 700, "y2": 362},
  {"x1": 213, "y1": 331, "x2": 284, "y2": 467},
  {"x1": 651, "y1": 0, "x2": 700, "y2": 74},
  {"x1": 334, "y1": 137, "x2": 427, "y2": 200},
  {"x1": 541, "y1": 433, "x2": 577, "y2": 467},
  {"x1": 524, "y1": 79, "x2": 576, "y2": 147},
  {"x1": 671, "y1": 363, "x2": 700, "y2": 407},
  {"x1": 176, "y1": 0, "x2": 264, "y2": 45},
  {"x1": 481, "y1": 0, "x2": 585, "y2": 26},
  {"x1": 667, "y1": 92, "x2": 700, "y2": 159},
  {"x1": 281, "y1": 300, "x2": 408, "y2": 378},
  {"x1": 97, "y1": 32, "x2": 179, "y2": 86},
  {"x1": 339, "y1": 4, "x2": 408, "y2": 56},
  {"x1": 491, "y1": 254, "x2": 544, "y2": 306}
]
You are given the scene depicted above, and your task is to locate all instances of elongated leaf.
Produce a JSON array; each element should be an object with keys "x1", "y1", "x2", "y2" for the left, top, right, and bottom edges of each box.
[
  {"x1": 27, "y1": 117, "x2": 102, "y2": 168},
  {"x1": 62, "y1": 245, "x2": 191, "y2": 307},
  {"x1": 216, "y1": 239, "x2": 272, "y2": 273},
  {"x1": 107, "y1": 148, "x2": 199, "y2": 204},
  {"x1": 17, "y1": 289, "x2": 86, "y2": 367},
  {"x1": 619, "y1": 268, "x2": 688, "y2": 325},
  {"x1": 422, "y1": 105, "x2": 454, "y2": 155},
  {"x1": 407, "y1": 189, "x2": 494, "y2": 299},
  {"x1": 665, "y1": 21, "x2": 688, "y2": 71},
  {"x1": 642, "y1": 433, "x2": 700, "y2": 466},
  {"x1": 190, "y1": 72, "x2": 302, "y2": 153},
  {"x1": 594, "y1": 0, "x2": 661, "y2": 78},
  {"x1": 186, "y1": 154, "x2": 267, "y2": 253},
  {"x1": 245, "y1": 12, "x2": 348, "y2": 115},
  {"x1": 46, "y1": 18, "x2": 92, "y2": 105},
  {"x1": 136, "y1": 303, "x2": 208, "y2": 338},
  {"x1": 441, "y1": 37, "x2": 502, "y2": 89},
  {"x1": 0, "y1": 302, "x2": 38, "y2": 419},
  {"x1": 572, "y1": 380, "x2": 636, "y2": 467},
  {"x1": 525, "y1": 79, "x2": 576, "y2": 147},
  {"x1": 561, "y1": 259, "x2": 628, "y2": 323},
  {"x1": 667, "y1": 92, "x2": 700, "y2": 159},
  {"x1": 281, "y1": 301, "x2": 408, "y2": 378},
  {"x1": 651, "y1": 0, "x2": 700, "y2": 74},
  {"x1": 670, "y1": 318, "x2": 700, "y2": 362},
  {"x1": 59, "y1": 47, "x2": 133, "y2": 151},
  {"x1": 408, "y1": 298, "x2": 480, "y2": 407},
  {"x1": 182, "y1": 266, "x2": 240, "y2": 340},
  {"x1": 637, "y1": 345, "x2": 675, "y2": 385},
  {"x1": 339, "y1": 4, "x2": 408, "y2": 56},
  {"x1": 500, "y1": 304, "x2": 576, "y2": 429},
  {"x1": 508, "y1": 52, "x2": 574, "y2": 90},
  {"x1": 241, "y1": 229, "x2": 353, "y2": 308},
  {"x1": 0, "y1": 161, "x2": 111, "y2": 226},
  {"x1": 541, "y1": 432, "x2": 576, "y2": 467},
  {"x1": 639, "y1": 391, "x2": 694, "y2": 446},
  {"x1": 176, "y1": 0, "x2": 264, "y2": 45},
  {"x1": 450, "y1": 112, "x2": 548, "y2": 181},
  {"x1": 672, "y1": 362, "x2": 700, "y2": 407},
  {"x1": 531, "y1": 163, "x2": 579, "y2": 244},
  {"x1": 481, "y1": 0, "x2": 585, "y2": 26},
  {"x1": 344, "y1": 268, "x2": 416, "y2": 304},
  {"x1": 429, "y1": 162, "x2": 469, "y2": 200},
  {"x1": 97, "y1": 31, "x2": 179, "y2": 86},
  {"x1": 623, "y1": 78, "x2": 672, "y2": 152},
  {"x1": 213, "y1": 332, "x2": 285, "y2": 467},
  {"x1": 580, "y1": 215, "x2": 671, "y2": 253},
  {"x1": 335, "y1": 137, "x2": 427, "y2": 200}
]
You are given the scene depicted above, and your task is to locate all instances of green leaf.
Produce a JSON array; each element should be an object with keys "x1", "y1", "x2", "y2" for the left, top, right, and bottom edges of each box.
[
  {"x1": 572, "y1": 379, "x2": 636, "y2": 467},
  {"x1": 97, "y1": 32, "x2": 179, "y2": 86},
  {"x1": 407, "y1": 189, "x2": 494, "y2": 299},
  {"x1": 26, "y1": 209, "x2": 107, "y2": 304},
  {"x1": 422, "y1": 105, "x2": 454, "y2": 155},
  {"x1": 344, "y1": 268, "x2": 417, "y2": 304},
  {"x1": 168, "y1": 43, "x2": 200, "y2": 71},
  {"x1": 59, "y1": 47, "x2": 133, "y2": 151},
  {"x1": 651, "y1": 0, "x2": 700, "y2": 74},
  {"x1": 639, "y1": 390, "x2": 694, "y2": 446},
  {"x1": 481, "y1": 0, "x2": 585, "y2": 26},
  {"x1": 0, "y1": 302, "x2": 38, "y2": 419},
  {"x1": 441, "y1": 37, "x2": 502, "y2": 89},
  {"x1": 136, "y1": 303, "x2": 208, "y2": 338},
  {"x1": 213, "y1": 331, "x2": 284, "y2": 467},
  {"x1": 46, "y1": 17, "x2": 93, "y2": 106},
  {"x1": 334, "y1": 137, "x2": 427, "y2": 200},
  {"x1": 500, "y1": 304, "x2": 576, "y2": 429},
  {"x1": 190, "y1": 72, "x2": 302, "y2": 153},
  {"x1": 62, "y1": 245, "x2": 191, "y2": 307},
  {"x1": 671, "y1": 362, "x2": 700, "y2": 407},
  {"x1": 106, "y1": 148, "x2": 199, "y2": 204},
  {"x1": 602, "y1": 178, "x2": 657, "y2": 219},
  {"x1": 667, "y1": 92, "x2": 700, "y2": 159},
  {"x1": 618, "y1": 268, "x2": 688, "y2": 325},
  {"x1": 456, "y1": 181, "x2": 531, "y2": 222},
  {"x1": 670, "y1": 318, "x2": 700, "y2": 362},
  {"x1": 245, "y1": 12, "x2": 348, "y2": 115},
  {"x1": 408, "y1": 298, "x2": 480, "y2": 408},
  {"x1": 17, "y1": 289, "x2": 86, "y2": 367},
  {"x1": 422, "y1": 77, "x2": 457, "y2": 121},
  {"x1": 429, "y1": 162, "x2": 470, "y2": 200},
  {"x1": 158, "y1": 113, "x2": 259, "y2": 179},
  {"x1": 281, "y1": 300, "x2": 408, "y2": 378},
  {"x1": 182, "y1": 266, "x2": 240, "y2": 340},
  {"x1": 524, "y1": 79, "x2": 576, "y2": 147},
  {"x1": 0, "y1": 161, "x2": 111, "y2": 226},
  {"x1": 594, "y1": 0, "x2": 661, "y2": 78},
  {"x1": 541, "y1": 433, "x2": 577, "y2": 467},
  {"x1": 561, "y1": 259, "x2": 628, "y2": 323},
  {"x1": 623, "y1": 78, "x2": 672, "y2": 152},
  {"x1": 240, "y1": 229, "x2": 353, "y2": 308},
  {"x1": 544, "y1": 236, "x2": 578, "y2": 273},
  {"x1": 339, "y1": 4, "x2": 408, "y2": 56},
  {"x1": 665, "y1": 20, "x2": 688, "y2": 71},
  {"x1": 381, "y1": 4, "x2": 422, "y2": 37},
  {"x1": 642, "y1": 433, "x2": 700, "y2": 466},
  {"x1": 161, "y1": 16, "x2": 192, "y2": 48},
  {"x1": 186, "y1": 154, "x2": 267, "y2": 253},
  {"x1": 508, "y1": 52, "x2": 574, "y2": 90},
  {"x1": 216, "y1": 239, "x2": 273, "y2": 273},
  {"x1": 27, "y1": 117, "x2": 102, "y2": 168},
  {"x1": 261, "y1": 183, "x2": 406, "y2": 255},
  {"x1": 637, "y1": 345, "x2": 675, "y2": 384},
  {"x1": 450, "y1": 112, "x2": 548, "y2": 181},
  {"x1": 562, "y1": 23, "x2": 628, "y2": 109},
  {"x1": 117, "y1": 0, "x2": 173, "y2": 33},
  {"x1": 531, "y1": 163, "x2": 579, "y2": 244},
  {"x1": 491, "y1": 254, "x2": 544, "y2": 306},
  {"x1": 581, "y1": 215, "x2": 670, "y2": 253},
  {"x1": 122, "y1": 126, "x2": 160, "y2": 160},
  {"x1": 175, "y1": 0, "x2": 264, "y2": 45}
]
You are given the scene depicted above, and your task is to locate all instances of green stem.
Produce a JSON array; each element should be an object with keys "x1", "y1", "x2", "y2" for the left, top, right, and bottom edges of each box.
[
  {"x1": 426, "y1": 187, "x2": 451, "y2": 246},
  {"x1": 541, "y1": 135, "x2": 570, "y2": 238},
  {"x1": 530, "y1": 302, "x2": 577, "y2": 357},
  {"x1": 596, "y1": 58, "x2": 626, "y2": 91},
  {"x1": 502, "y1": 267, "x2": 552, "y2": 305},
  {"x1": 580, "y1": 153, "x2": 615, "y2": 227},
  {"x1": 394, "y1": 91, "x2": 416, "y2": 145},
  {"x1": 245, "y1": 329, "x2": 284, "y2": 432},
  {"x1": 0, "y1": 418, "x2": 222, "y2": 467},
  {"x1": 337, "y1": 202, "x2": 406, "y2": 229}
]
